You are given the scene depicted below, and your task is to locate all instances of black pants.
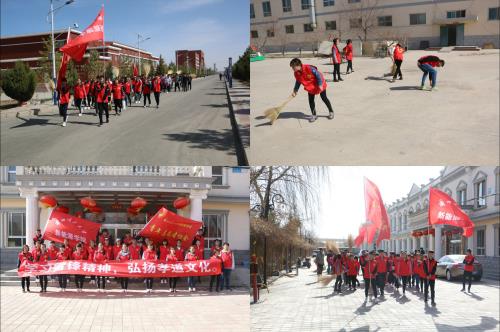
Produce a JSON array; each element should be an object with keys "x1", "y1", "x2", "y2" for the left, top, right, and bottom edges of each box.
[
  {"x1": 96, "y1": 276, "x2": 106, "y2": 289},
  {"x1": 143, "y1": 93, "x2": 151, "y2": 106},
  {"x1": 120, "y1": 278, "x2": 129, "y2": 290},
  {"x1": 308, "y1": 91, "x2": 333, "y2": 116},
  {"x1": 364, "y1": 278, "x2": 377, "y2": 297},
  {"x1": 349, "y1": 275, "x2": 357, "y2": 289},
  {"x1": 175, "y1": 83, "x2": 180, "y2": 91},
  {"x1": 114, "y1": 99, "x2": 122, "y2": 114},
  {"x1": 418, "y1": 277, "x2": 424, "y2": 292},
  {"x1": 75, "y1": 98, "x2": 82, "y2": 113},
  {"x1": 210, "y1": 274, "x2": 221, "y2": 291},
  {"x1": 145, "y1": 278, "x2": 153, "y2": 289},
  {"x1": 21, "y1": 277, "x2": 31, "y2": 291},
  {"x1": 169, "y1": 277, "x2": 178, "y2": 290},
  {"x1": 40, "y1": 275, "x2": 48, "y2": 291},
  {"x1": 74, "y1": 275, "x2": 84, "y2": 289},
  {"x1": 154, "y1": 92, "x2": 160, "y2": 106},
  {"x1": 334, "y1": 275, "x2": 342, "y2": 291},
  {"x1": 316, "y1": 264, "x2": 324, "y2": 275},
  {"x1": 424, "y1": 279, "x2": 435, "y2": 302},
  {"x1": 346, "y1": 60, "x2": 353, "y2": 73},
  {"x1": 58, "y1": 274, "x2": 68, "y2": 289},
  {"x1": 98, "y1": 102, "x2": 109, "y2": 124},
  {"x1": 188, "y1": 82, "x2": 192, "y2": 90},
  {"x1": 463, "y1": 271, "x2": 473, "y2": 290},
  {"x1": 125, "y1": 93, "x2": 131, "y2": 106},
  {"x1": 376, "y1": 273, "x2": 386, "y2": 295},
  {"x1": 87, "y1": 95, "x2": 92, "y2": 108},
  {"x1": 333, "y1": 63, "x2": 341, "y2": 81},
  {"x1": 393, "y1": 60, "x2": 403, "y2": 79},
  {"x1": 401, "y1": 275, "x2": 409, "y2": 293},
  {"x1": 59, "y1": 103, "x2": 68, "y2": 122}
]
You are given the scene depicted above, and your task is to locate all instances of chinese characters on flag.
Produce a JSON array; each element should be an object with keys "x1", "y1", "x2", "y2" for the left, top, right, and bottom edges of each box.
[
  {"x1": 364, "y1": 177, "x2": 391, "y2": 245},
  {"x1": 428, "y1": 187, "x2": 474, "y2": 237},
  {"x1": 43, "y1": 210, "x2": 102, "y2": 247},
  {"x1": 138, "y1": 207, "x2": 203, "y2": 248}
]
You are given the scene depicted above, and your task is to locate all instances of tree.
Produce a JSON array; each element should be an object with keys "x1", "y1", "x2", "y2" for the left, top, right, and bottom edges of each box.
[
  {"x1": 156, "y1": 55, "x2": 167, "y2": 76},
  {"x1": 38, "y1": 38, "x2": 61, "y2": 83},
  {"x1": 65, "y1": 60, "x2": 79, "y2": 88},
  {"x1": 1, "y1": 61, "x2": 36, "y2": 104},
  {"x1": 104, "y1": 62, "x2": 113, "y2": 80},
  {"x1": 84, "y1": 50, "x2": 105, "y2": 80},
  {"x1": 118, "y1": 57, "x2": 133, "y2": 78},
  {"x1": 348, "y1": 0, "x2": 382, "y2": 41},
  {"x1": 232, "y1": 47, "x2": 250, "y2": 82},
  {"x1": 347, "y1": 234, "x2": 354, "y2": 252}
]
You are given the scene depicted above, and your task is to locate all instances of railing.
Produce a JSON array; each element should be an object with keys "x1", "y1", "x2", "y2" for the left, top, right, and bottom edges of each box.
[{"x1": 20, "y1": 166, "x2": 204, "y2": 177}]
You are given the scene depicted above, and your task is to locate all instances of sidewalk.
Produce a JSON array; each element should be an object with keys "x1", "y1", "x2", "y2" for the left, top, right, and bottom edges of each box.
[
  {"x1": 225, "y1": 78, "x2": 249, "y2": 165},
  {"x1": 251, "y1": 262, "x2": 500, "y2": 331}
]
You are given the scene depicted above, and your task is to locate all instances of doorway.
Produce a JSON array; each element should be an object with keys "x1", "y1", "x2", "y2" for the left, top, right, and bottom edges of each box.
[{"x1": 440, "y1": 24, "x2": 465, "y2": 46}]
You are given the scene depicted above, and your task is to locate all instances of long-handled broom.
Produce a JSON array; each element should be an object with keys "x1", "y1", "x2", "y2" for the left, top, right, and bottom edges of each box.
[{"x1": 264, "y1": 95, "x2": 294, "y2": 125}]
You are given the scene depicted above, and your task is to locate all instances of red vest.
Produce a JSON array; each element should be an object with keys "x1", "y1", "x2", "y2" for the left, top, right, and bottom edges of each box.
[
  {"x1": 425, "y1": 259, "x2": 437, "y2": 280},
  {"x1": 143, "y1": 83, "x2": 151, "y2": 94},
  {"x1": 56, "y1": 252, "x2": 68, "y2": 261},
  {"x1": 343, "y1": 44, "x2": 353, "y2": 60},
  {"x1": 87, "y1": 246, "x2": 96, "y2": 262},
  {"x1": 47, "y1": 246, "x2": 58, "y2": 260},
  {"x1": 103, "y1": 245, "x2": 114, "y2": 260},
  {"x1": 143, "y1": 249, "x2": 156, "y2": 261},
  {"x1": 19, "y1": 251, "x2": 33, "y2": 264},
  {"x1": 294, "y1": 64, "x2": 327, "y2": 95},
  {"x1": 112, "y1": 245, "x2": 122, "y2": 259},
  {"x1": 175, "y1": 248, "x2": 184, "y2": 261},
  {"x1": 195, "y1": 245, "x2": 204, "y2": 260},
  {"x1": 376, "y1": 256, "x2": 388, "y2": 273},
  {"x1": 93, "y1": 250, "x2": 106, "y2": 263},
  {"x1": 134, "y1": 80, "x2": 142, "y2": 92},
  {"x1": 153, "y1": 78, "x2": 161, "y2": 92},
  {"x1": 332, "y1": 44, "x2": 342, "y2": 63},
  {"x1": 393, "y1": 46, "x2": 404, "y2": 61},
  {"x1": 124, "y1": 82, "x2": 131, "y2": 94},
  {"x1": 362, "y1": 260, "x2": 377, "y2": 279},
  {"x1": 58, "y1": 88, "x2": 70, "y2": 105},
  {"x1": 72, "y1": 251, "x2": 85, "y2": 260},
  {"x1": 35, "y1": 251, "x2": 48, "y2": 263},
  {"x1": 129, "y1": 244, "x2": 141, "y2": 260},
  {"x1": 166, "y1": 254, "x2": 177, "y2": 264},
  {"x1": 74, "y1": 84, "x2": 85, "y2": 99},
  {"x1": 398, "y1": 258, "x2": 411, "y2": 276},
  {"x1": 221, "y1": 250, "x2": 233, "y2": 269},
  {"x1": 464, "y1": 254, "x2": 475, "y2": 272},
  {"x1": 347, "y1": 259, "x2": 358, "y2": 276},
  {"x1": 185, "y1": 252, "x2": 198, "y2": 261},
  {"x1": 112, "y1": 83, "x2": 123, "y2": 100},
  {"x1": 159, "y1": 246, "x2": 169, "y2": 261}
]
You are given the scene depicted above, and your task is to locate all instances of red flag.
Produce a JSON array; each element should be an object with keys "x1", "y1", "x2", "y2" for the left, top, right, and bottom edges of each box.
[
  {"x1": 57, "y1": 53, "x2": 69, "y2": 90},
  {"x1": 364, "y1": 177, "x2": 390, "y2": 245},
  {"x1": 43, "y1": 210, "x2": 101, "y2": 247},
  {"x1": 60, "y1": 7, "x2": 104, "y2": 61},
  {"x1": 138, "y1": 207, "x2": 203, "y2": 248},
  {"x1": 428, "y1": 188, "x2": 474, "y2": 237},
  {"x1": 354, "y1": 226, "x2": 366, "y2": 247},
  {"x1": 133, "y1": 63, "x2": 139, "y2": 76}
]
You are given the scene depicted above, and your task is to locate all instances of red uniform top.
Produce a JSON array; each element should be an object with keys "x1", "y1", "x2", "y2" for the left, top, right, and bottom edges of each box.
[
  {"x1": 415, "y1": 259, "x2": 426, "y2": 278},
  {"x1": 93, "y1": 250, "x2": 107, "y2": 263},
  {"x1": 343, "y1": 43, "x2": 353, "y2": 61},
  {"x1": 393, "y1": 46, "x2": 404, "y2": 61},
  {"x1": 159, "y1": 246, "x2": 169, "y2": 261},
  {"x1": 134, "y1": 80, "x2": 142, "y2": 93},
  {"x1": 74, "y1": 84, "x2": 85, "y2": 99},
  {"x1": 47, "y1": 246, "x2": 58, "y2": 261},
  {"x1": 87, "y1": 246, "x2": 96, "y2": 262},
  {"x1": 96, "y1": 83, "x2": 110, "y2": 103},
  {"x1": 347, "y1": 259, "x2": 359, "y2": 276},
  {"x1": 31, "y1": 247, "x2": 42, "y2": 260},
  {"x1": 124, "y1": 82, "x2": 132, "y2": 94},
  {"x1": 463, "y1": 254, "x2": 475, "y2": 272},
  {"x1": 294, "y1": 64, "x2": 327, "y2": 95},
  {"x1": 376, "y1": 256, "x2": 388, "y2": 273},
  {"x1": 210, "y1": 246, "x2": 222, "y2": 256},
  {"x1": 195, "y1": 245, "x2": 204, "y2": 260},
  {"x1": 123, "y1": 235, "x2": 133, "y2": 246},
  {"x1": 98, "y1": 234, "x2": 107, "y2": 245},
  {"x1": 398, "y1": 258, "x2": 412, "y2": 276},
  {"x1": 129, "y1": 244, "x2": 141, "y2": 260},
  {"x1": 194, "y1": 235, "x2": 205, "y2": 247},
  {"x1": 116, "y1": 251, "x2": 131, "y2": 262},
  {"x1": 84, "y1": 82, "x2": 90, "y2": 95},
  {"x1": 112, "y1": 245, "x2": 122, "y2": 260},
  {"x1": 143, "y1": 82, "x2": 151, "y2": 94},
  {"x1": 90, "y1": 82, "x2": 96, "y2": 96},
  {"x1": 424, "y1": 258, "x2": 437, "y2": 280},
  {"x1": 72, "y1": 251, "x2": 85, "y2": 260},
  {"x1": 331, "y1": 44, "x2": 342, "y2": 64},
  {"x1": 103, "y1": 245, "x2": 114, "y2": 260},
  {"x1": 56, "y1": 252, "x2": 68, "y2": 261},
  {"x1": 18, "y1": 251, "x2": 33, "y2": 265},
  {"x1": 175, "y1": 247, "x2": 184, "y2": 261},
  {"x1": 112, "y1": 83, "x2": 123, "y2": 100},
  {"x1": 221, "y1": 250, "x2": 234, "y2": 269},
  {"x1": 35, "y1": 251, "x2": 49, "y2": 263},
  {"x1": 185, "y1": 252, "x2": 198, "y2": 261},
  {"x1": 153, "y1": 78, "x2": 161, "y2": 92},
  {"x1": 418, "y1": 55, "x2": 441, "y2": 67},
  {"x1": 58, "y1": 88, "x2": 70, "y2": 105},
  {"x1": 362, "y1": 260, "x2": 377, "y2": 279},
  {"x1": 332, "y1": 257, "x2": 344, "y2": 275},
  {"x1": 166, "y1": 253, "x2": 177, "y2": 264},
  {"x1": 142, "y1": 249, "x2": 157, "y2": 260}
]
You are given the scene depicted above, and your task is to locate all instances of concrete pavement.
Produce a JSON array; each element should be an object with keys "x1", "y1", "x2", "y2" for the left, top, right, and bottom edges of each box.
[
  {"x1": 1, "y1": 76, "x2": 239, "y2": 165},
  {"x1": 225, "y1": 78, "x2": 250, "y2": 165},
  {"x1": 250, "y1": 50, "x2": 500, "y2": 165},
  {"x1": 251, "y1": 262, "x2": 500, "y2": 331}
]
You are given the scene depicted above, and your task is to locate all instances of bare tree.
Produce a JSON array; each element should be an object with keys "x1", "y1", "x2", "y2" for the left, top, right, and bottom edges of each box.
[
  {"x1": 347, "y1": 234, "x2": 354, "y2": 252},
  {"x1": 348, "y1": 0, "x2": 382, "y2": 41}
]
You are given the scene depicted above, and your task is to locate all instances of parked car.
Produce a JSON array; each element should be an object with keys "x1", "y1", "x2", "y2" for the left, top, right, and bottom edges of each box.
[{"x1": 435, "y1": 255, "x2": 483, "y2": 281}]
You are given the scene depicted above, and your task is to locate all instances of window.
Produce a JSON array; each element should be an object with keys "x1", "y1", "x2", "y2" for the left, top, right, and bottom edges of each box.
[
  {"x1": 457, "y1": 188, "x2": 467, "y2": 206},
  {"x1": 323, "y1": 0, "x2": 335, "y2": 6},
  {"x1": 202, "y1": 213, "x2": 227, "y2": 249},
  {"x1": 475, "y1": 179, "x2": 486, "y2": 208},
  {"x1": 212, "y1": 166, "x2": 224, "y2": 185},
  {"x1": 285, "y1": 25, "x2": 295, "y2": 34},
  {"x1": 251, "y1": 30, "x2": 259, "y2": 38},
  {"x1": 304, "y1": 23, "x2": 314, "y2": 32},
  {"x1": 282, "y1": 0, "x2": 292, "y2": 12},
  {"x1": 8, "y1": 213, "x2": 25, "y2": 247},
  {"x1": 476, "y1": 229, "x2": 485, "y2": 255},
  {"x1": 410, "y1": 13, "x2": 426, "y2": 25},
  {"x1": 301, "y1": 0, "x2": 310, "y2": 10},
  {"x1": 489, "y1": 7, "x2": 500, "y2": 20},
  {"x1": 262, "y1": 1, "x2": 272, "y2": 17},
  {"x1": 267, "y1": 29, "x2": 275, "y2": 37},
  {"x1": 350, "y1": 18, "x2": 362, "y2": 28},
  {"x1": 378, "y1": 15, "x2": 392, "y2": 26},
  {"x1": 250, "y1": 4, "x2": 255, "y2": 18},
  {"x1": 325, "y1": 20, "x2": 337, "y2": 30},
  {"x1": 7, "y1": 166, "x2": 16, "y2": 183},
  {"x1": 447, "y1": 10, "x2": 466, "y2": 19},
  {"x1": 348, "y1": 0, "x2": 361, "y2": 3}
]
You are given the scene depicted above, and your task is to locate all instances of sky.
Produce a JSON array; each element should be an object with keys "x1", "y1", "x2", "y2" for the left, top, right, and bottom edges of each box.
[
  {"x1": 315, "y1": 166, "x2": 444, "y2": 239},
  {"x1": 0, "y1": 0, "x2": 249, "y2": 71}
]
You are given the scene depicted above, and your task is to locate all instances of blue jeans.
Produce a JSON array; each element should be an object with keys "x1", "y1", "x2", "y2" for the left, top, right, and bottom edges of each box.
[
  {"x1": 187, "y1": 276, "x2": 196, "y2": 288},
  {"x1": 222, "y1": 268, "x2": 232, "y2": 290},
  {"x1": 418, "y1": 63, "x2": 437, "y2": 87}
]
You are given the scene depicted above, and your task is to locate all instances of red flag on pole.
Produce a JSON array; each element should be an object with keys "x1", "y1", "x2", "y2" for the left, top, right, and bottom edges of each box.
[
  {"x1": 428, "y1": 188, "x2": 474, "y2": 237},
  {"x1": 56, "y1": 29, "x2": 72, "y2": 90},
  {"x1": 354, "y1": 225, "x2": 367, "y2": 247},
  {"x1": 364, "y1": 177, "x2": 391, "y2": 245},
  {"x1": 133, "y1": 63, "x2": 139, "y2": 77},
  {"x1": 43, "y1": 210, "x2": 101, "y2": 247},
  {"x1": 60, "y1": 7, "x2": 104, "y2": 61}
]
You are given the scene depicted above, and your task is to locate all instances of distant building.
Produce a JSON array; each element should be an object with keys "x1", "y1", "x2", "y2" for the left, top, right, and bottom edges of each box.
[{"x1": 175, "y1": 50, "x2": 205, "y2": 72}]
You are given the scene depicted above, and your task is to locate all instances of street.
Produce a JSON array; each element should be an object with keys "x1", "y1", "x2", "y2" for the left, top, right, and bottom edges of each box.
[
  {"x1": 251, "y1": 262, "x2": 500, "y2": 332},
  {"x1": 1, "y1": 76, "x2": 238, "y2": 165}
]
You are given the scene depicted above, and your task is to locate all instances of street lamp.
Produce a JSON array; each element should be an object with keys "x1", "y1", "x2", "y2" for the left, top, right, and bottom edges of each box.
[
  {"x1": 137, "y1": 34, "x2": 151, "y2": 76},
  {"x1": 48, "y1": 0, "x2": 75, "y2": 105}
]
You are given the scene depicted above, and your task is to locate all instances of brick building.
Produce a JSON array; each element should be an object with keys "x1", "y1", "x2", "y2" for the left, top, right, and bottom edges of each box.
[{"x1": 175, "y1": 50, "x2": 205, "y2": 72}]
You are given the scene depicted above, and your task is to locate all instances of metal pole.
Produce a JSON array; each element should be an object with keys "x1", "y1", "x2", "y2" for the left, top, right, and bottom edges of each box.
[
  {"x1": 228, "y1": 57, "x2": 233, "y2": 88},
  {"x1": 50, "y1": 0, "x2": 57, "y2": 105},
  {"x1": 138, "y1": 34, "x2": 141, "y2": 76}
]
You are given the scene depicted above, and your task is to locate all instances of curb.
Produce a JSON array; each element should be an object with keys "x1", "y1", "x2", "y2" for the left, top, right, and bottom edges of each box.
[{"x1": 224, "y1": 78, "x2": 249, "y2": 166}]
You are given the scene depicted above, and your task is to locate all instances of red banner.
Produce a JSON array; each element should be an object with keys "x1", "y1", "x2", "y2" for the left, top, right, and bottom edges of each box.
[
  {"x1": 354, "y1": 225, "x2": 367, "y2": 247},
  {"x1": 18, "y1": 259, "x2": 220, "y2": 278},
  {"x1": 138, "y1": 207, "x2": 203, "y2": 248},
  {"x1": 428, "y1": 188, "x2": 474, "y2": 237},
  {"x1": 60, "y1": 7, "x2": 104, "y2": 61},
  {"x1": 364, "y1": 177, "x2": 390, "y2": 245},
  {"x1": 43, "y1": 210, "x2": 102, "y2": 247}
]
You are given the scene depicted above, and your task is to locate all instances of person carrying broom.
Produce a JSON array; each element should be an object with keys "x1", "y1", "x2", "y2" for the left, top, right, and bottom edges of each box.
[{"x1": 290, "y1": 58, "x2": 334, "y2": 123}]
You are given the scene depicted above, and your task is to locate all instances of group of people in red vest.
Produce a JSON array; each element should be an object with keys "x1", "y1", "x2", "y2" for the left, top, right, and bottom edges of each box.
[{"x1": 18, "y1": 228, "x2": 235, "y2": 294}]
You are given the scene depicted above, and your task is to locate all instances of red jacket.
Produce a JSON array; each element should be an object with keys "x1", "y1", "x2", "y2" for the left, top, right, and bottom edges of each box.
[
  {"x1": 424, "y1": 258, "x2": 437, "y2": 280},
  {"x1": 18, "y1": 251, "x2": 33, "y2": 265},
  {"x1": 58, "y1": 88, "x2": 70, "y2": 105},
  {"x1": 166, "y1": 253, "x2": 177, "y2": 264},
  {"x1": 143, "y1": 82, "x2": 151, "y2": 94},
  {"x1": 347, "y1": 259, "x2": 359, "y2": 276},
  {"x1": 362, "y1": 260, "x2": 377, "y2": 279},
  {"x1": 134, "y1": 80, "x2": 142, "y2": 93},
  {"x1": 195, "y1": 245, "x2": 204, "y2": 260},
  {"x1": 331, "y1": 44, "x2": 342, "y2": 64},
  {"x1": 74, "y1": 84, "x2": 85, "y2": 99},
  {"x1": 103, "y1": 245, "x2": 114, "y2": 260},
  {"x1": 463, "y1": 254, "x2": 475, "y2": 272},
  {"x1": 96, "y1": 83, "x2": 110, "y2": 103},
  {"x1": 175, "y1": 247, "x2": 184, "y2": 261},
  {"x1": 343, "y1": 43, "x2": 353, "y2": 60},
  {"x1": 112, "y1": 245, "x2": 122, "y2": 260},
  {"x1": 112, "y1": 83, "x2": 123, "y2": 100},
  {"x1": 185, "y1": 252, "x2": 198, "y2": 261},
  {"x1": 393, "y1": 46, "x2": 404, "y2": 61},
  {"x1": 153, "y1": 78, "x2": 161, "y2": 92},
  {"x1": 398, "y1": 258, "x2": 411, "y2": 276},
  {"x1": 415, "y1": 259, "x2": 426, "y2": 278},
  {"x1": 84, "y1": 82, "x2": 90, "y2": 95},
  {"x1": 376, "y1": 256, "x2": 388, "y2": 273},
  {"x1": 159, "y1": 246, "x2": 169, "y2": 261},
  {"x1": 93, "y1": 250, "x2": 107, "y2": 263},
  {"x1": 124, "y1": 82, "x2": 132, "y2": 94},
  {"x1": 129, "y1": 244, "x2": 141, "y2": 260},
  {"x1": 418, "y1": 55, "x2": 441, "y2": 67},
  {"x1": 294, "y1": 64, "x2": 327, "y2": 95},
  {"x1": 35, "y1": 251, "x2": 49, "y2": 263},
  {"x1": 31, "y1": 247, "x2": 41, "y2": 260},
  {"x1": 72, "y1": 251, "x2": 85, "y2": 260},
  {"x1": 221, "y1": 250, "x2": 234, "y2": 269},
  {"x1": 47, "y1": 246, "x2": 58, "y2": 261},
  {"x1": 87, "y1": 246, "x2": 96, "y2": 262},
  {"x1": 142, "y1": 249, "x2": 157, "y2": 261}
]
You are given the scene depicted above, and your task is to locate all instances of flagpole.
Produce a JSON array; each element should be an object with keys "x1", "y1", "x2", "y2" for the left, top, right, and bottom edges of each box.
[{"x1": 102, "y1": 4, "x2": 105, "y2": 79}]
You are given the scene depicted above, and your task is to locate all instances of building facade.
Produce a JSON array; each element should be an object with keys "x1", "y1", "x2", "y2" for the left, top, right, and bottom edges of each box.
[
  {"x1": 250, "y1": 0, "x2": 500, "y2": 52},
  {"x1": 175, "y1": 50, "x2": 205, "y2": 72},
  {"x1": 360, "y1": 166, "x2": 499, "y2": 279},
  {"x1": 0, "y1": 166, "x2": 250, "y2": 285}
]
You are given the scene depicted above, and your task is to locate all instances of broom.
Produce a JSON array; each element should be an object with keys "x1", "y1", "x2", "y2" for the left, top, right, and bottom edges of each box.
[
  {"x1": 264, "y1": 95, "x2": 293, "y2": 125},
  {"x1": 319, "y1": 240, "x2": 341, "y2": 286}
]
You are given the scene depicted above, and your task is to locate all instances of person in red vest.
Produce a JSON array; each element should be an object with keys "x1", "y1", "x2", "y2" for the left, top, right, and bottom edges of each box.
[
  {"x1": 331, "y1": 37, "x2": 343, "y2": 82},
  {"x1": 343, "y1": 39, "x2": 354, "y2": 74},
  {"x1": 57, "y1": 78, "x2": 71, "y2": 127},
  {"x1": 123, "y1": 232, "x2": 133, "y2": 246},
  {"x1": 103, "y1": 238, "x2": 114, "y2": 261},
  {"x1": 129, "y1": 238, "x2": 141, "y2": 260},
  {"x1": 56, "y1": 245, "x2": 69, "y2": 291},
  {"x1": 124, "y1": 78, "x2": 132, "y2": 107},
  {"x1": 88, "y1": 79, "x2": 96, "y2": 112},
  {"x1": 112, "y1": 78, "x2": 125, "y2": 115},
  {"x1": 31, "y1": 240, "x2": 42, "y2": 260},
  {"x1": 72, "y1": 243, "x2": 86, "y2": 292},
  {"x1": 74, "y1": 78, "x2": 85, "y2": 116},
  {"x1": 391, "y1": 43, "x2": 405, "y2": 82},
  {"x1": 18, "y1": 244, "x2": 33, "y2": 292},
  {"x1": 416, "y1": 253, "x2": 426, "y2": 292},
  {"x1": 417, "y1": 55, "x2": 445, "y2": 91},
  {"x1": 332, "y1": 254, "x2": 344, "y2": 293},
  {"x1": 83, "y1": 80, "x2": 90, "y2": 109},
  {"x1": 33, "y1": 229, "x2": 44, "y2": 245},
  {"x1": 142, "y1": 243, "x2": 157, "y2": 293},
  {"x1": 143, "y1": 78, "x2": 152, "y2": 108},
  {"x1": 361, "y1": 251, "x2": 378, "y2": 300},
  {"x1": 134, "y1": 77, "x2": 143, "y2": 103},
  {"x1": 423, "y1": 250, "x2": 437, "y2": 305},
  {"x1": 210, "y1": 239, "x2": 222, "y2": 255},
  {"x1": 63, "y1": 239, "x2": 73, "y2": 258},
  {"x1": 159, "y1": 239, "x2": 170, "y2": 284},
  {"x1": 87, "y1": 240, "x2": 96, "y2": 285},
  {"x1": 346, "y1": 254, "x2": 360, "y2": 291},
  {"x1": 290, "y1": 58, "x2": 334, "y2": 122},
  {"x1": 387, "y1": 252, "x2": 400, "y2": 289},
  {"x1": 375, "y1": 249, "x2": 389, "y2": 297},
  {"x1": 185, "y1": 246, "x2": 199, "y2": 292},
  {"x1": 398, "y1": 251, "x2": 412, "y2": 295},
  {"x1": 116, "y1": 243, "x2": 131, "y2": 293},
  {"x1": 209, "y1": 248, "x2": 223, "y2": 292},
  {"x1": 462, "y1": 248, "x2": 475, "y2": 292},
  {"x1": 113, "y1": 239, "x2": 122, "y2": 260},
  {"x1": 166, "y1": 247, "x2": 178, "y2": 292},
  {"x1": 96, "y1": 76, "x2": 111, "y2": 126},
  {"x1": 221, "y1": 242, "x2": 235, "y2": 291},
  {"x1": 34, "y1": 243, "x2": 49, "y2": 292},
  {"x1": 153, "y1": 75, "x2": 161, "y2": 109},
  {"x1": 93, "y1": 243, "x2": 107, "y2": 292},
  {"x1": 194, "y1": 238, "x2": 204, "y2": 261},
  {"x1": 175, "y1": 239, "x2": 184, "y2": 262},
  {"x1": 47, "y1": 241, "x2": 58, "y2": 261}
]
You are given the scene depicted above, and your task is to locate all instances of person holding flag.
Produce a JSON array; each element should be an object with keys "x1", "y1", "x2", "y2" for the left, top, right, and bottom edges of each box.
[{"x1": 57, "y1": 78, "x2": 71, "y2": 127}]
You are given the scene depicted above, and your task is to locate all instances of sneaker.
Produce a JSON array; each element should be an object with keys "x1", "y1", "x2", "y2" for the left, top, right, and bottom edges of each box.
[
  {"x1": 168, "y1": 288, "x2": 172, "y2": 292},
  {"x1": 79, "y1": 113, "x2": 82, "y2": 117},
  {"x1": 309, "y1": 115, "x2": 317, "y2": 123},
  {"x1": 62, "y1": 122, "x2": 66, "y2": 127},
  {"x1": 430, "y1": 87, "x2": 438, "y2": 91},
  {"x1": 188, "y1": 287, "x2": 192, "y2": 292},
  {"x1": 328, "y1": 112, "x2": 334, "y2": 120},
  {"x1": 461, "y1": 288, "x2": 465, "y2": 291},
  {"x1": 193, "y1": 288, "x2": 196, "y2": 292},
  {"x1": 339, "y1": 78, "x2": 344, "y2": 81},
  {"x1": 399, "y1": 77, "x2": 403, "y2": 80},
  {"x1": 143, "y1": 105, "x2": 146, "y2": 108}
]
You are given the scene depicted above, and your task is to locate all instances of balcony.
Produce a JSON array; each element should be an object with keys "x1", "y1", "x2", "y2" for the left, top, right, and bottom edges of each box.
[
  {"x1": 433, "y1": 14, "x2": 479, "y2": 25},
  {"x1": 19, "y1": 166, "x2": 204, "y2": 177}
]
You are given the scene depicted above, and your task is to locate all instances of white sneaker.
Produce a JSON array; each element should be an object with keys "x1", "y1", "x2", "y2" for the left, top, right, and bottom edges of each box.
[
  {"x1": 168, "y1": 288, "x2": 172, "y2": 292},
  {"x1": 62, "y1": 122, "x2": 66, "y2": 127},
  {"x1": 193, "y1": 287, "x2": 196, "y2": 292},
  {"x1": 145, "y1": 289, "x2": 149, "y2": 293},
  {"x1": 78, "y1": 113, "x2": 82, "y2": 117}
]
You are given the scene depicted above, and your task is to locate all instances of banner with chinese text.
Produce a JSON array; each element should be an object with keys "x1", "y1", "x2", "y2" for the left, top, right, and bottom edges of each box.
[{"x1": 43, "y1": 210, "x2": 102, "y2": 247}]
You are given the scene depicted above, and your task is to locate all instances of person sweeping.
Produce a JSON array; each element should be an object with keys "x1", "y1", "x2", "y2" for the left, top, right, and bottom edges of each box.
[
  {"x1": 290, "y1": 58, "x2": 334, "y2": 123},
  {"x1": 417, "y1": 55, "x2": 445, "y2": 91}
]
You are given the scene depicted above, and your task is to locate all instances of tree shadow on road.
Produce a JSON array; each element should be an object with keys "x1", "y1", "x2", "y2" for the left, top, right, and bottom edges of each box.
[
  {"x1": 389, "y1": 86, "x2": 422, "y2": 91},
  {"x1": 201, "y1": 103, "x2": 229, "y2": 108},
  {"x1": 364, "y1": 76, "x2": 393, "y2": 82},
  {"x1": 162, "y1": 129, "x2": 236, "y2": 155},
  {"x1": 434, "y1": 316, "x2": 499, "y2": 332}
]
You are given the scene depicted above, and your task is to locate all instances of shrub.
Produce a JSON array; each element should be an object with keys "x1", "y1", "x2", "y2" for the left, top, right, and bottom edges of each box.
[
  {"x1": 1, "y1": 61, "x2": 36, "y2": 104},
  {"x1": 232, "y1": 47, "x2": 250, "y2": 82}
]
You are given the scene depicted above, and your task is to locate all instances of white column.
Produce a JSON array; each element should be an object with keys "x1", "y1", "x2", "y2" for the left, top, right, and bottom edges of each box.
[
  {"x1": 412, "y1": 237, "x2": 417, "y2": 251},
  {"x1": 434, "y1": 225, "x2": 443, "y2": 259},
  {"x1": 189, "y1": 189, "x2": 208, "y2": 222},
  {"x1": 21, "y1": 188, "x2": 39, "y2": 247}
]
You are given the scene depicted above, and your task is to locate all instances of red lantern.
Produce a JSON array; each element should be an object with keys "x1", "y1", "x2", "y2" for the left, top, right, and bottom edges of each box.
[
  {"x1": 429, "y1": 228, "x2": 435, "y2": 235},
  {"x1": 415, "y1": 231, "x2": 422, "y2": 237},
  {"x1": 89, "y1": 206, "x2": 103, "y2": 214},
  {"x1": 422, "y1": 229, "x2": 429, "y2": 236},
  {"x1": 54, "y1": 205, "x2": 69, "y2": 214},
  {"x1": 131, "y1": 197, "x2": 147, "y2": 211},
  {"x1": 173, "y1": 197, "x2": 190, "y2": 209},
  {"x1": 74, "y1": 211, "x2": 83, "y2": 218},
  {"x1": 127, "y1": 206, "x2": 139, "y2": 215},
  {"x1": 80, "y1": 197, "x2": 96, "y2": 209},
  {"x1": 39, "y1": 195, "x2": 57, "y2": 208}
]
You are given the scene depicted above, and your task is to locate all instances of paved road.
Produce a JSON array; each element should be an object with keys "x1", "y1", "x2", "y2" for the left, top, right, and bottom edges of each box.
[
  {"x1": 251, "y1": 262, "x2": 500, "y2": 331},
  {"x1": 1, "y1": 76, "x2": 238, "y2": 165}
]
